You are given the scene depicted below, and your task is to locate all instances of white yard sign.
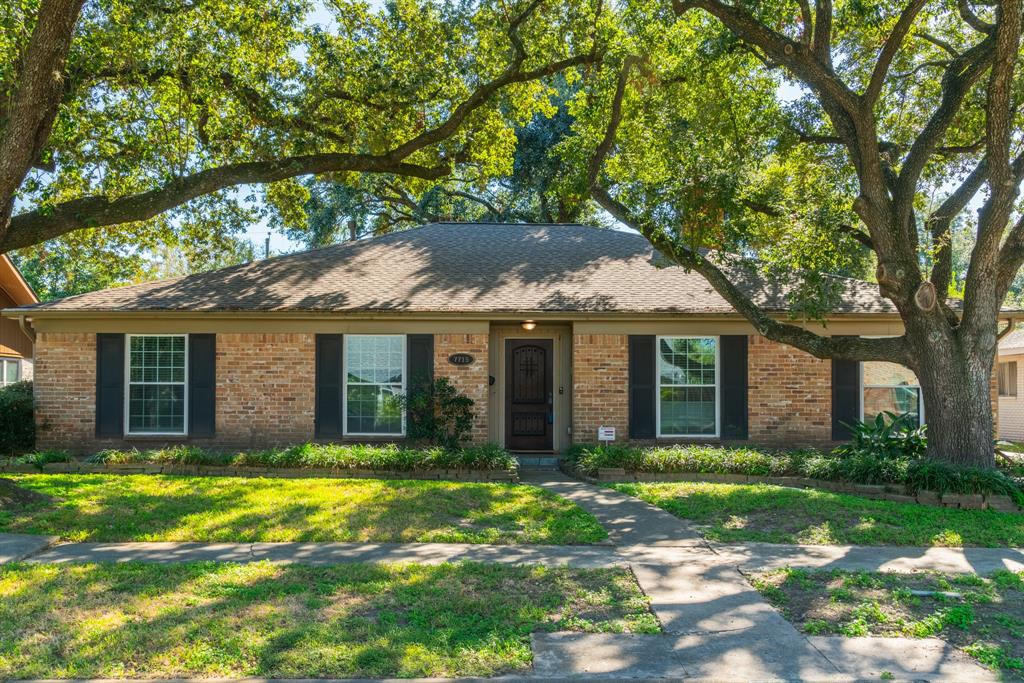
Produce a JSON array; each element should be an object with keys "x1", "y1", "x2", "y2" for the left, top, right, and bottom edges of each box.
[{"x1": 597, "y1": 426, "x2": 616, "y2": 442}]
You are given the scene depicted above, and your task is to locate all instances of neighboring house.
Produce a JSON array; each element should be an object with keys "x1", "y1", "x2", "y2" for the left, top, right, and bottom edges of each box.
[
  {"x1": 998, "y1": 329, "x2": 1024, "y2": 441},
  {"x1": 0, "y1": 254, "x2": 38, "y2": 387},
  {"x1": 0, "y1": 223, "x2": 993, "y2": 453}
]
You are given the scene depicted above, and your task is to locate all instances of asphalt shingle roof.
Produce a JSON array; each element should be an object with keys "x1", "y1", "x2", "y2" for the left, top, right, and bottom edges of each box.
[{"x1": 19, "y1": 223, "x2": 896, "y2": 315}]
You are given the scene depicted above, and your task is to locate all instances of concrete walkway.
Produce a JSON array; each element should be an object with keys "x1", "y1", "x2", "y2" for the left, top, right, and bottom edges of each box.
[
  {"x1": 0, "y1": 531, "x2": 56, "y2": 563},
  {"x1": 0, "y1": 473, "x2": 1012, "y2": 681},
  {"x1": 523, "y1": 474, "x2": 706, "y2": 547},
  {"x1": 713, "y1": 540, "x2": 1024, "y2": 574}
]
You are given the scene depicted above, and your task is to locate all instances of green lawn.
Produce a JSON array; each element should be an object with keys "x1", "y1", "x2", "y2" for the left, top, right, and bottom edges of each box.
[
  {"x1": 0, "y1": 561, "x2": 658, "y2": 678},
  {"x1": 610, "y1": 481, "x2": 1024, "y2": 547},
  {"x1": 0, "y1": 474, "x2": 607, "y2": 544},
  {"x1": 749, "y1": 568, "x2": 1024, "y2": 679}
]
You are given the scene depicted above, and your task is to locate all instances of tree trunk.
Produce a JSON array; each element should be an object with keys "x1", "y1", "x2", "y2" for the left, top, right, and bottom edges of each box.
[{"x1": 913, "y1": 337, "x2": 996, "y2": 468}]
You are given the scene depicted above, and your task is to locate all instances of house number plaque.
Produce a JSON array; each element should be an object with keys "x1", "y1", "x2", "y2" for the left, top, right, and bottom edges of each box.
[{"x1": 448, "y1": 353, "x2": 475, "y2": 366}]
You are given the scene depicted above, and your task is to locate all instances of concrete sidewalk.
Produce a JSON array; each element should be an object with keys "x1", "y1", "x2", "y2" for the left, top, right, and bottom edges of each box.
[
  {"x1": 25, "y1": 540, "x2": 624, "y2": 568},
  {"x1": 712, "y1": 540, "x2": 1024, "y2": 574},
  {"x1": 0, "y1": 531, "x2": 56, "y2": 563}
]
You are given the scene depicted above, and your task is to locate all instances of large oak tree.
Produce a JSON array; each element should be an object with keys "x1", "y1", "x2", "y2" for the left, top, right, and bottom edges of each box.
[
  {"x1": 0, "y1": 0, "x2": 602, "y2": 254},
  {"x1": 580, "y1": 0, "x2": 1023, "y2": 467}
]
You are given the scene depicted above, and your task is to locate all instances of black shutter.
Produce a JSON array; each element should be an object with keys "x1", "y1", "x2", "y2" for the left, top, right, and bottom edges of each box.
[
  {"x1": 405, "y1": 335, "x2": 434, "y2": 440},
  {"x1": 720, "y1": 335, "x2": 748, "y2": 439},
  {"x1": 628, "y1": 335, "x2": 657, "y2": 439},
  {"x1": 831, "y1": 336, "x2": 860, "y2": 440},
  {"x1": 188, "y1": 334, "x2": 216, "y2": 437},
  {"x1": 315, "y1": 334, "x2": 343, "y2": 438},
  {"x1": 407, "y1": 334, "x2": 435, "y2": 437},
  {"x1": 95, "y1": 333, "x2": 125, "y2": 438}
]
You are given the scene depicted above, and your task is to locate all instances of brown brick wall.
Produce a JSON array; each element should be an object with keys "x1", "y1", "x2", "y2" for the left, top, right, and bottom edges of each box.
[
  {"x1": 33, "y1": 332, "x2": 318, "y2": 453},
  {"x1": 568, "y1": 333, "x2": 833, "y2": 448},
  {"x1": 572, "y1": 334, "x2": 629, "y2": 444},
  {"x1": 216, "y1": 333, "x2": 315, "y2": 447},
  {"x1": 434, "y1": 333, "x2": 489, "y2": 443},
  {"x1": 34, "y1": 332, "x2": 97, "y2": 451},
  {"x1": 747, "y1": 336, "x2": 833, "y2": 446}
]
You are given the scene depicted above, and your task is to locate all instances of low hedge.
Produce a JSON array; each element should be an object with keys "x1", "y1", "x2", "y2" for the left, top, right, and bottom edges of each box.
[
  {"x1": 566, "y1": 444, "x2": 1024, "y2": 504},
  {"x1": 80, "y1": 442, "x2": 518, "y2": 472}
]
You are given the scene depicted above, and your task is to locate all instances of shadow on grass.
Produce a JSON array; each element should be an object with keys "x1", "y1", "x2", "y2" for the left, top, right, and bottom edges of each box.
[
  {"x1": 1, "y1": 475, "x2": 607, "y2": 544},
  {"x1": 0, "y1": 561, "x2": 650, "y2": 679}
]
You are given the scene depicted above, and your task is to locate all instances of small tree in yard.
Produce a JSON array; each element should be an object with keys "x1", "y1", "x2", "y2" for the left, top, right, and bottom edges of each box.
[
  {"x1": 404, "y1": 377, "x2": 475, "y2": 451},
  {"x1": 581, "y1": 0, "x2": 1024, "y2": 468}
]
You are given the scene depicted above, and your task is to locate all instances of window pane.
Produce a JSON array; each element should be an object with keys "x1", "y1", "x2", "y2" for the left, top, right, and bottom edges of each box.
[
  {"x1": 346, "y1": 384, "x2": 403, "y2": 434},
  {"x1": 129, "y1": 336, "x2": 185, "y2": 383},
  {"x1": 3, "y1": 360, "x2": 17, "y2": 384},
  {"x1": 346, "y1": 336, "x2": 403, "y2": 384},
  {"x1": 659, "y1": 338, "x2": 716, "y2": 386},
  {"x1": 999, "y1": 362, "x2": 1018, "y2": 397},
  {"x1": 659, "y1": 386, "x2": 716, "y2": 436},
  {"x1": 344, "y1": 336, "x2": 405, "y2": 434},
  {"x1": 863, "y1": 361, "x2": 918, "y2": 387},
  {"x1": 128, "y1": 384, "x2": 185, "y2": 433},
  {"x1": 863, "y1": 386, "x2": 920, "y2": 425}
]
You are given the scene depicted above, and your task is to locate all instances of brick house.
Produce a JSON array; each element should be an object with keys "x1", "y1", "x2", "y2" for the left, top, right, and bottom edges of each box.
[
  {"x1": 0, "y1": 254, "x2": 38, "y2": 387},
  {"x1": 2, "y1": 223, "x2": 954, "y2": 453}
]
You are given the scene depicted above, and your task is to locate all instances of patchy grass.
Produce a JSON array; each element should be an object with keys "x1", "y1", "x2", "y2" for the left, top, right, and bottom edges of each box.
[
  {"x1": 609, "y1": 481, "x2": 1024, "y2": 547},
  {"x1": 0, "y1": 561, "x2": 658, "y2": 678},
  {"x1": 749, "y1": 567, "x2": 1024, "y2": 679},
  {"x1": 0, "y1": 474, "x2": 607, "y2": 545}
]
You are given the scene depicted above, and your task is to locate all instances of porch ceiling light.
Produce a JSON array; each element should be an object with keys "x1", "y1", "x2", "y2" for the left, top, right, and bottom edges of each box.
[{"x1": 521, "y1": 320, "x2": 537, "y2": 331}]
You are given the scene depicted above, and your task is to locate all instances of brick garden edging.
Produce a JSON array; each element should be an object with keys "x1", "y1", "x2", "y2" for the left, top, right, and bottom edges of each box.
[
  {"x1": 561, "y1": 464, "x2": 1022, "y2": 513},
  {"x1": 0, "y1": 461, "x2": 518, "y2": 483}
]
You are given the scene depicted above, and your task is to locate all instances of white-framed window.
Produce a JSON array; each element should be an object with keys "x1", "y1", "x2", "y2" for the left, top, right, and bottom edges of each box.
[
  {"x1": 861, "y1": 360, "x2": 923, "y2": 426},
  {"x1": 0, "y1": 358, "x2": 20, "y2": 387},
  {"x1": 656, "y1": 336, "x2": 719, "y2": 437},
  {"x1": 343, "y1": 334, "x2": 405, "y2": 436},
  {"x1": 998, "y1": 361, "x2": 1018, "y2": 397},
  {"x1": 125, "y1": 335, "x2": 188, "y2": 435}
]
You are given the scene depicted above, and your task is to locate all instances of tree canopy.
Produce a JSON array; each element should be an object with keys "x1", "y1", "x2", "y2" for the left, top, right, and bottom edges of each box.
[{"x1": 0, "y1": 0, "x2": 603, "y2": 254}]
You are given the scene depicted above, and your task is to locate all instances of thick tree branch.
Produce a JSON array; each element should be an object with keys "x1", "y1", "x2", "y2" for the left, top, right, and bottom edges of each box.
[
  {"x1": 797, "y1": 0, "x2": 813, "y2": 45},
  {"x1": 2, "y1": 3, "x2": 596, "y2": 253},
  {"x1": 587, "y1": 59, "x2": 906, "y2": 363},
  {"x1": 812, "y1": 0, "x2": 834, "y2": 67},
  {"x1": 838, "y1": 223, "x2": 876, "y2": 250},
  {"x1": 960, "y1": 0, "x2": 995, "y2": 33},
  {"x1": 917, "y1": 31, "x2": 961, "y2": 57},
  {"x1": 673, "y1": 0, "x2": 859, "y2": 115},
  {"x1": 927, "y1": 156, "x2": 991, "y2": 291},
  {"x1": 894, "y1": 34, "x2": 996, "y2": 221},
  {"x1": 3, "y1": 156, "x2": 450, "y2": 252},
  {"x1": 968, "y1": 0, "x2": 1021, "y2": 325},
  {"x1": 0, "y1": 0, "x2": 85, "y2": 233},
  {"x1": 864, "y1": 0, "x2": 927, "y2": 107}
]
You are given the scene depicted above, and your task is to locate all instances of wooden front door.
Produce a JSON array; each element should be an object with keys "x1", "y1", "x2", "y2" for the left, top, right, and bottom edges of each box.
[{"x1": 505, "y1": 339, "x2": 554, "y2": 451}]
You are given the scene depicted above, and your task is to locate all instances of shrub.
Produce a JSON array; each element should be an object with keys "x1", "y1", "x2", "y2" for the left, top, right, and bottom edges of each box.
[
  {"x1": 565, "y1": 442, "x2": 1023, "y2": 502},
  {"x1": 12, "y1": 449, "x2": 72, "y2": 468},
  {"x1": 0, "y1": 381, "x2": 34, "y2": 455},
  {"x1": 85, "y1": 442, "x2": 516, "y2": 472},
  {"x1": 403, "y1": 376, "x2": 475, "y2": 450},
  {"x1": 833, "y1": 412, "x2": 927, "y2": 460},
  {"x1": 906, "y1": 459, "x2": 1024, "y2": 504}
]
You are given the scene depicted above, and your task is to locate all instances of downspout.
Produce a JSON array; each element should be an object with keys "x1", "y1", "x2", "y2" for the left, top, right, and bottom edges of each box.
[{"x1": 997, "y1": 317, "x2": 1016, "y2": 340}]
